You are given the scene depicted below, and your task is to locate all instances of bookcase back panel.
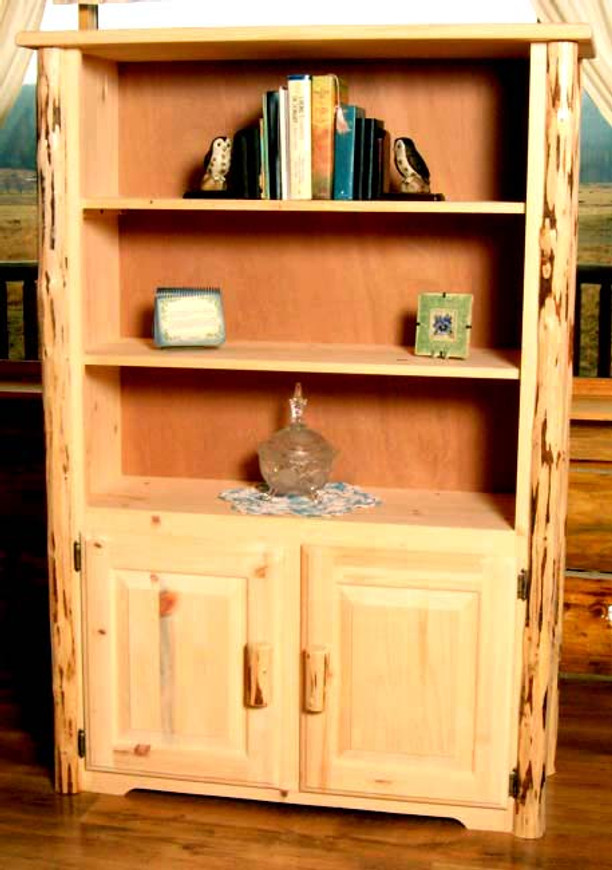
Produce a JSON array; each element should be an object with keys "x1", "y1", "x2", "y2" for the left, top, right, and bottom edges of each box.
[
  {"x1": 116, "y1": 212, "x2": 524, "y2": 350},
  {"x1": 115, "y1": 59, "x2": 528, "y2": 202},
  {"x1": 119, "y1": 370, "x2": 519, "y2": 493}
]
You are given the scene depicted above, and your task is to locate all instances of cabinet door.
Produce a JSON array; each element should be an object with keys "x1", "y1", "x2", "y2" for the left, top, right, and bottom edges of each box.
[
  {"x1": 301, "y1": 544, "x2": 516, "y2": 807},
  {"x1": 84, "y1": 533, "x2": 287, "y2": 787}
]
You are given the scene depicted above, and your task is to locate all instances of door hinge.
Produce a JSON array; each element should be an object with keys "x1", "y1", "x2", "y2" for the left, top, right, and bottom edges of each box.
[
  {"x1": 77, "y1": 729, "x2": 86, "y2": 759},
  {"x1": 73, "y1": 538, "x2": 82, "y2": 573},
  {"x1": 509, "y1": 768, "x2": 520, "y2": 800},
  {"x1": 517, "y1": 569, "x2": 530, "y2": 601}
]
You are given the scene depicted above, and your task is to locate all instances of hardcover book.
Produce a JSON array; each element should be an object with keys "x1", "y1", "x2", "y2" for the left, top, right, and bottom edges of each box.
[
  {"x1": 353, "y1": 116, "x2": 367, "y2": 200},
  {"x1": 371, "y1": 121, "x2": 389, "y2": 199},
  {"x1": 333, "y1": 104, "x2": 365, "y2": 200},
  {"x1": 311, "y1": 74, "x2": 348, "y2": 199},
  {"x1": 263, "y1": 90, "x2": 281, "y2": 200},
  {"x1": 287, "y1": 74, "x2": 312, "y2": 200},
  {"x1": 259, "y1": 117, "x2": 269, "y2": 199},
  {"x1": 360, "y1": 118, "x2": 379, "y2": 200},
  {"x1": 278, "y1": 86, "x2": 290, "y2": 199},
  {"x1": 228, "y1": 125, "x2": 261, "y2": 199}
]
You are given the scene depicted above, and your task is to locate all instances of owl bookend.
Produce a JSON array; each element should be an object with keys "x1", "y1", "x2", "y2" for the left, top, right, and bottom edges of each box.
[
  {"x1": 200, "y1": 136, "x2": 232, "y2": 191},
  {"x1": 390, "y1": 137, "x2": 444, "y2": 200},
  {"x1": 184, "y1": 136, "x2": 233, "y2": 198}
]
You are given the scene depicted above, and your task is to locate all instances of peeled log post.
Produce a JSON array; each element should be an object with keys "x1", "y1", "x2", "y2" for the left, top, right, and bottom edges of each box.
[
  {"x1": 38, "y1": 48, "x2": 80, "y2": 794},
  {"x1": 514, "y1": 42, "x2": 580, "y2": 839}
]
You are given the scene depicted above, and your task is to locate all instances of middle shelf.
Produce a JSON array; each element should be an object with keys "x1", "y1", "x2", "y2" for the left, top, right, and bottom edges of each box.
[{"x1": 84, "y1": 338, "x2": 520, "y2": 379}]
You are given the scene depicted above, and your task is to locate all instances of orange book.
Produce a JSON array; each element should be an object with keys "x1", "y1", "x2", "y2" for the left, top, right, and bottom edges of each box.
[{"x1": 311, "y1": 75, "x2": 348, "y2": 200}]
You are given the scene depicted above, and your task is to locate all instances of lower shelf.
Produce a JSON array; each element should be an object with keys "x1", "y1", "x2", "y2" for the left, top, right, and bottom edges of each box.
[{"x1": 87, "y1": 476, "x2": 515, "y2": 531}]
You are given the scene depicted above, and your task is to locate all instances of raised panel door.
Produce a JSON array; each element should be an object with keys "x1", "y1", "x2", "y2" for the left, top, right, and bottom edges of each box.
[
  {"x1": 84, "y1": 532, "x2": 288, "y2": 787},
  {"x1": 301, "y1": 543, "x2": 517, "y2": 807}
]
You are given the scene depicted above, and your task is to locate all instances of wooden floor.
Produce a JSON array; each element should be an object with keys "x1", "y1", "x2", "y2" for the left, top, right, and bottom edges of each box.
[{"x1": 0, "y1": 676, "x2": 610, "y2": 869}]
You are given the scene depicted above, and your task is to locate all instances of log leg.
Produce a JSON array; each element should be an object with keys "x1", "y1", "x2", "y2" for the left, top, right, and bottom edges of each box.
[
  {"x1": 38, "y1": 48, "x2": 81, "y2": 794},
  {"x1": 514, "y1": 41, "x2": 581, "y2": 839}
]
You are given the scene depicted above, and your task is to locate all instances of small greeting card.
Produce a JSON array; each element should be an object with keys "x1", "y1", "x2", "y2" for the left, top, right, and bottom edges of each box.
[
  {"x1": 153, "y1": 287, "x2": 225, "y2": 348},
  {"x1": 415, "y1": 292, "x2": 473, "y2": 359}
]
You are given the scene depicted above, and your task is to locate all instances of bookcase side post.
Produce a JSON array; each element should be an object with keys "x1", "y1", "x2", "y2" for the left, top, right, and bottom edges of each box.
[
  {"x1": 514, "y1": 40, "x2": 581, "y2": 840},
  {"x1": 37, "y1": 47, "x2": 83, "y2": 794}
]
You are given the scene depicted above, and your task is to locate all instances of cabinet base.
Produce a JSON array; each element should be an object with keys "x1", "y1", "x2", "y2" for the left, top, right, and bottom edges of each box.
[{"x1": 81, "y1": 770, "x2": 514, "y2": 833}]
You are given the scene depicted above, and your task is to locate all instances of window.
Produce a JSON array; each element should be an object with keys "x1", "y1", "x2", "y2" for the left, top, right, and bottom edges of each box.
[
  {"x1": 576, "y1": 94, "x2": 612, "y2": 378},
  {"x1": 0, "y1": 83, "x2": 37, "y2": 362}
]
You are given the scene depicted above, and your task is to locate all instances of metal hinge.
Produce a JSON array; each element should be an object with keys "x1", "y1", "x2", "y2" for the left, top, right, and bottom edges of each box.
[
  {"x1": 509, "y1": 768, "x2": 520, "y2": 799},
  {"x1": 77, "y1": 729, "x2": 86, "y2": 759},
  {"x1": 73, "y1": 538, "x2": 82, "y2": 573},
  {"x1": 517, "y1": 569, "x2": 530, "y2": 601}
]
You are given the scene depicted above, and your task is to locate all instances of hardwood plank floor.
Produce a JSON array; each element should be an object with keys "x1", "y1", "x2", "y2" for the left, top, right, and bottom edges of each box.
[{"x1": 0, "y1": 677, "x2": 610, "y2": 868}]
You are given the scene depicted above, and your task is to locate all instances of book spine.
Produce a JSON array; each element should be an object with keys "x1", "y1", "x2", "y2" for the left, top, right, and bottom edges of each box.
[
  {"x1": 228, "y1": 126, "x2": 261, "y2": 199},
  {"x1": 361, "y1": 119, "x2": 377, "y2": 200},
  {"x1": 259, "y1": 116, "x2": 269, "y2": 199},
  {"x1": 263, "y1": 90, "x2": 280, "y2": 200},
  {"x1": 352, "y1": 116, "x2": 366, "y2": 201},
  {"x1": 376, "y1": 126, "x2": 390, "y2": 198},
  {"x1": 333, "y1": 104, "x2": 363, "y2": 200},
  {"x1": 278, "y1": 87, "x2": 290, "y2": 199},
  {"x1": 370, "y1": 120, "x2": 387, "y2": 200},
  {"x1": 288, "y1": 74, "x2": 312, "y2": 200},
  {"x1": 311, "y1": 75, "x2": 347, "y2": 200}
]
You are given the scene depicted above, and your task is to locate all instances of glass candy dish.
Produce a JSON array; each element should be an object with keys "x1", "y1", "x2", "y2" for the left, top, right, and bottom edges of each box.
[{"x1": 258, "y1": 383, "x2": 337, "y2": 497}]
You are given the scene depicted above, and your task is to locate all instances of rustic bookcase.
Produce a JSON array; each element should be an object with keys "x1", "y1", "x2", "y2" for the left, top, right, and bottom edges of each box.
[{"x1": 18, "y1": 24, "x2": 593, "y2": 838}]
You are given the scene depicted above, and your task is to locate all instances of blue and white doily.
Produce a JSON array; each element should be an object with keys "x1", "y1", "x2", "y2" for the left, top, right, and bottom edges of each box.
[{"x1": 219, "y1": 482, "x2": 382, "y2": 517}]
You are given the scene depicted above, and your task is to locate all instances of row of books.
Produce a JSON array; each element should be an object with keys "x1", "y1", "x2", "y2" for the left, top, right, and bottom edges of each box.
[{"x1": 229, "y1": 74, "x2": 390, "y2": 201}]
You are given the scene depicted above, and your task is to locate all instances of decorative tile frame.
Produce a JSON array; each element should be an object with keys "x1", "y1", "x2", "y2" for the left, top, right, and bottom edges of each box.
[{"x1": 415, "y1": 292, "x2": 473, "y2": 359}]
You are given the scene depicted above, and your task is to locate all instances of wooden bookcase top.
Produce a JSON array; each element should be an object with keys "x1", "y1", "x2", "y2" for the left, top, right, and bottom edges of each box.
[{"x1": 17, "y1": 23, "x2": 594, "y2": 62}]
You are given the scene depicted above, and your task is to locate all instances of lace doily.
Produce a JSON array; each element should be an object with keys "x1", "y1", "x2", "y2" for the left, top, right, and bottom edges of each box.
[{"x1": 219, "y1": 482, "x2": 381, "y2": 517}]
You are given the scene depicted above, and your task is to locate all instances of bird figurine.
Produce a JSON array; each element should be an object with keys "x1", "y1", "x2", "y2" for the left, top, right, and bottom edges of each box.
[
  {"x1": 199, "y1": 136, "x2": 233, "y2": 192},
  {"x1": 393, "y1": 137, "x2": 431, "y2": 194}
]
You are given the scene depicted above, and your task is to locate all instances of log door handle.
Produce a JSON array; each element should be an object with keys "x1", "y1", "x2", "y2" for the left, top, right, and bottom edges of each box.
[
  {"x1": 244, "y1": 643, "x2": 272, "y2": 708},
  {"x1": 303, "y1": 646, "x2": 330, "y2": 713}
]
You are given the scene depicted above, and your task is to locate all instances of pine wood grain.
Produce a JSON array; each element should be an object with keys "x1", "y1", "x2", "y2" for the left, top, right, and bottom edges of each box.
[
  {"x1": 16, "y1": 23, "x2": 595, "y2": 61},
  {"x1": 37, "y1": 48, "x2": 83, "y2": 796},
  {"x1": 515, "y1": 41, "x2": 581, "y2": 838}
]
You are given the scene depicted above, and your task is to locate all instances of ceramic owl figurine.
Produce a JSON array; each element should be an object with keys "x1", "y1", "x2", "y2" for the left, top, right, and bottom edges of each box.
[
  {"x1": 393, "y1": 137, "x2": 431, "y2": 194},
  {"x1": 199, "y1": 136, "x2": 233, "y2": 192}
]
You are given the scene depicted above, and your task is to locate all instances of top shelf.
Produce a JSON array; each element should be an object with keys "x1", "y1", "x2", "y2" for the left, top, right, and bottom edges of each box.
[
  {"x1": 82, "y1": 198, "x2": 526, "y2": 216},
  {"x1": 17, "y1": 23, "x2": 595, "y2": 61}
]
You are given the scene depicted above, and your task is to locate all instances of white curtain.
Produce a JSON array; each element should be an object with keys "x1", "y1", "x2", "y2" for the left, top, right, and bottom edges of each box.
[
  {"x1": 532, "y1": 0, "x2": 612, "y2": 126},
  {"x1": 0, "y1": 0, "x2": 46, "y2": 127}
]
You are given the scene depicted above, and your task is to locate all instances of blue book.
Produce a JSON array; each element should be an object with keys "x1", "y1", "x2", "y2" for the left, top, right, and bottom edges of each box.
[{"x1": 333, "y1": 104, "x2": 364, "y2": 200}]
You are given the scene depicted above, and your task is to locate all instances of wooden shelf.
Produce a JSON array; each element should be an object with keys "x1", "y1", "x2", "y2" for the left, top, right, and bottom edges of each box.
[
  {"x1": 82, "y1": 198, "x2": 526, "y2": 216},
  {"x1": 17, "y1": 24, "x2": 595, "y2": 61},
  {"x1": 84, "y1": 338, "x2": 521, "y2": 380},
  {"x1": 88, "y1": 475, "x2": 516, "y2": 532}
]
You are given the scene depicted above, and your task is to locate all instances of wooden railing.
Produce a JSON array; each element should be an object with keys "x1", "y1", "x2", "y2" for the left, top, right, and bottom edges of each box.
[
  {"x1": 574, "y1": 264, "x2": 612, "y2": 378},
  {"x1": 0, "y1": 261, "x2": 38, "y2": 360},
  {"x1": 0, "y1": 262, "x2": 41, "y2": 397}
]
